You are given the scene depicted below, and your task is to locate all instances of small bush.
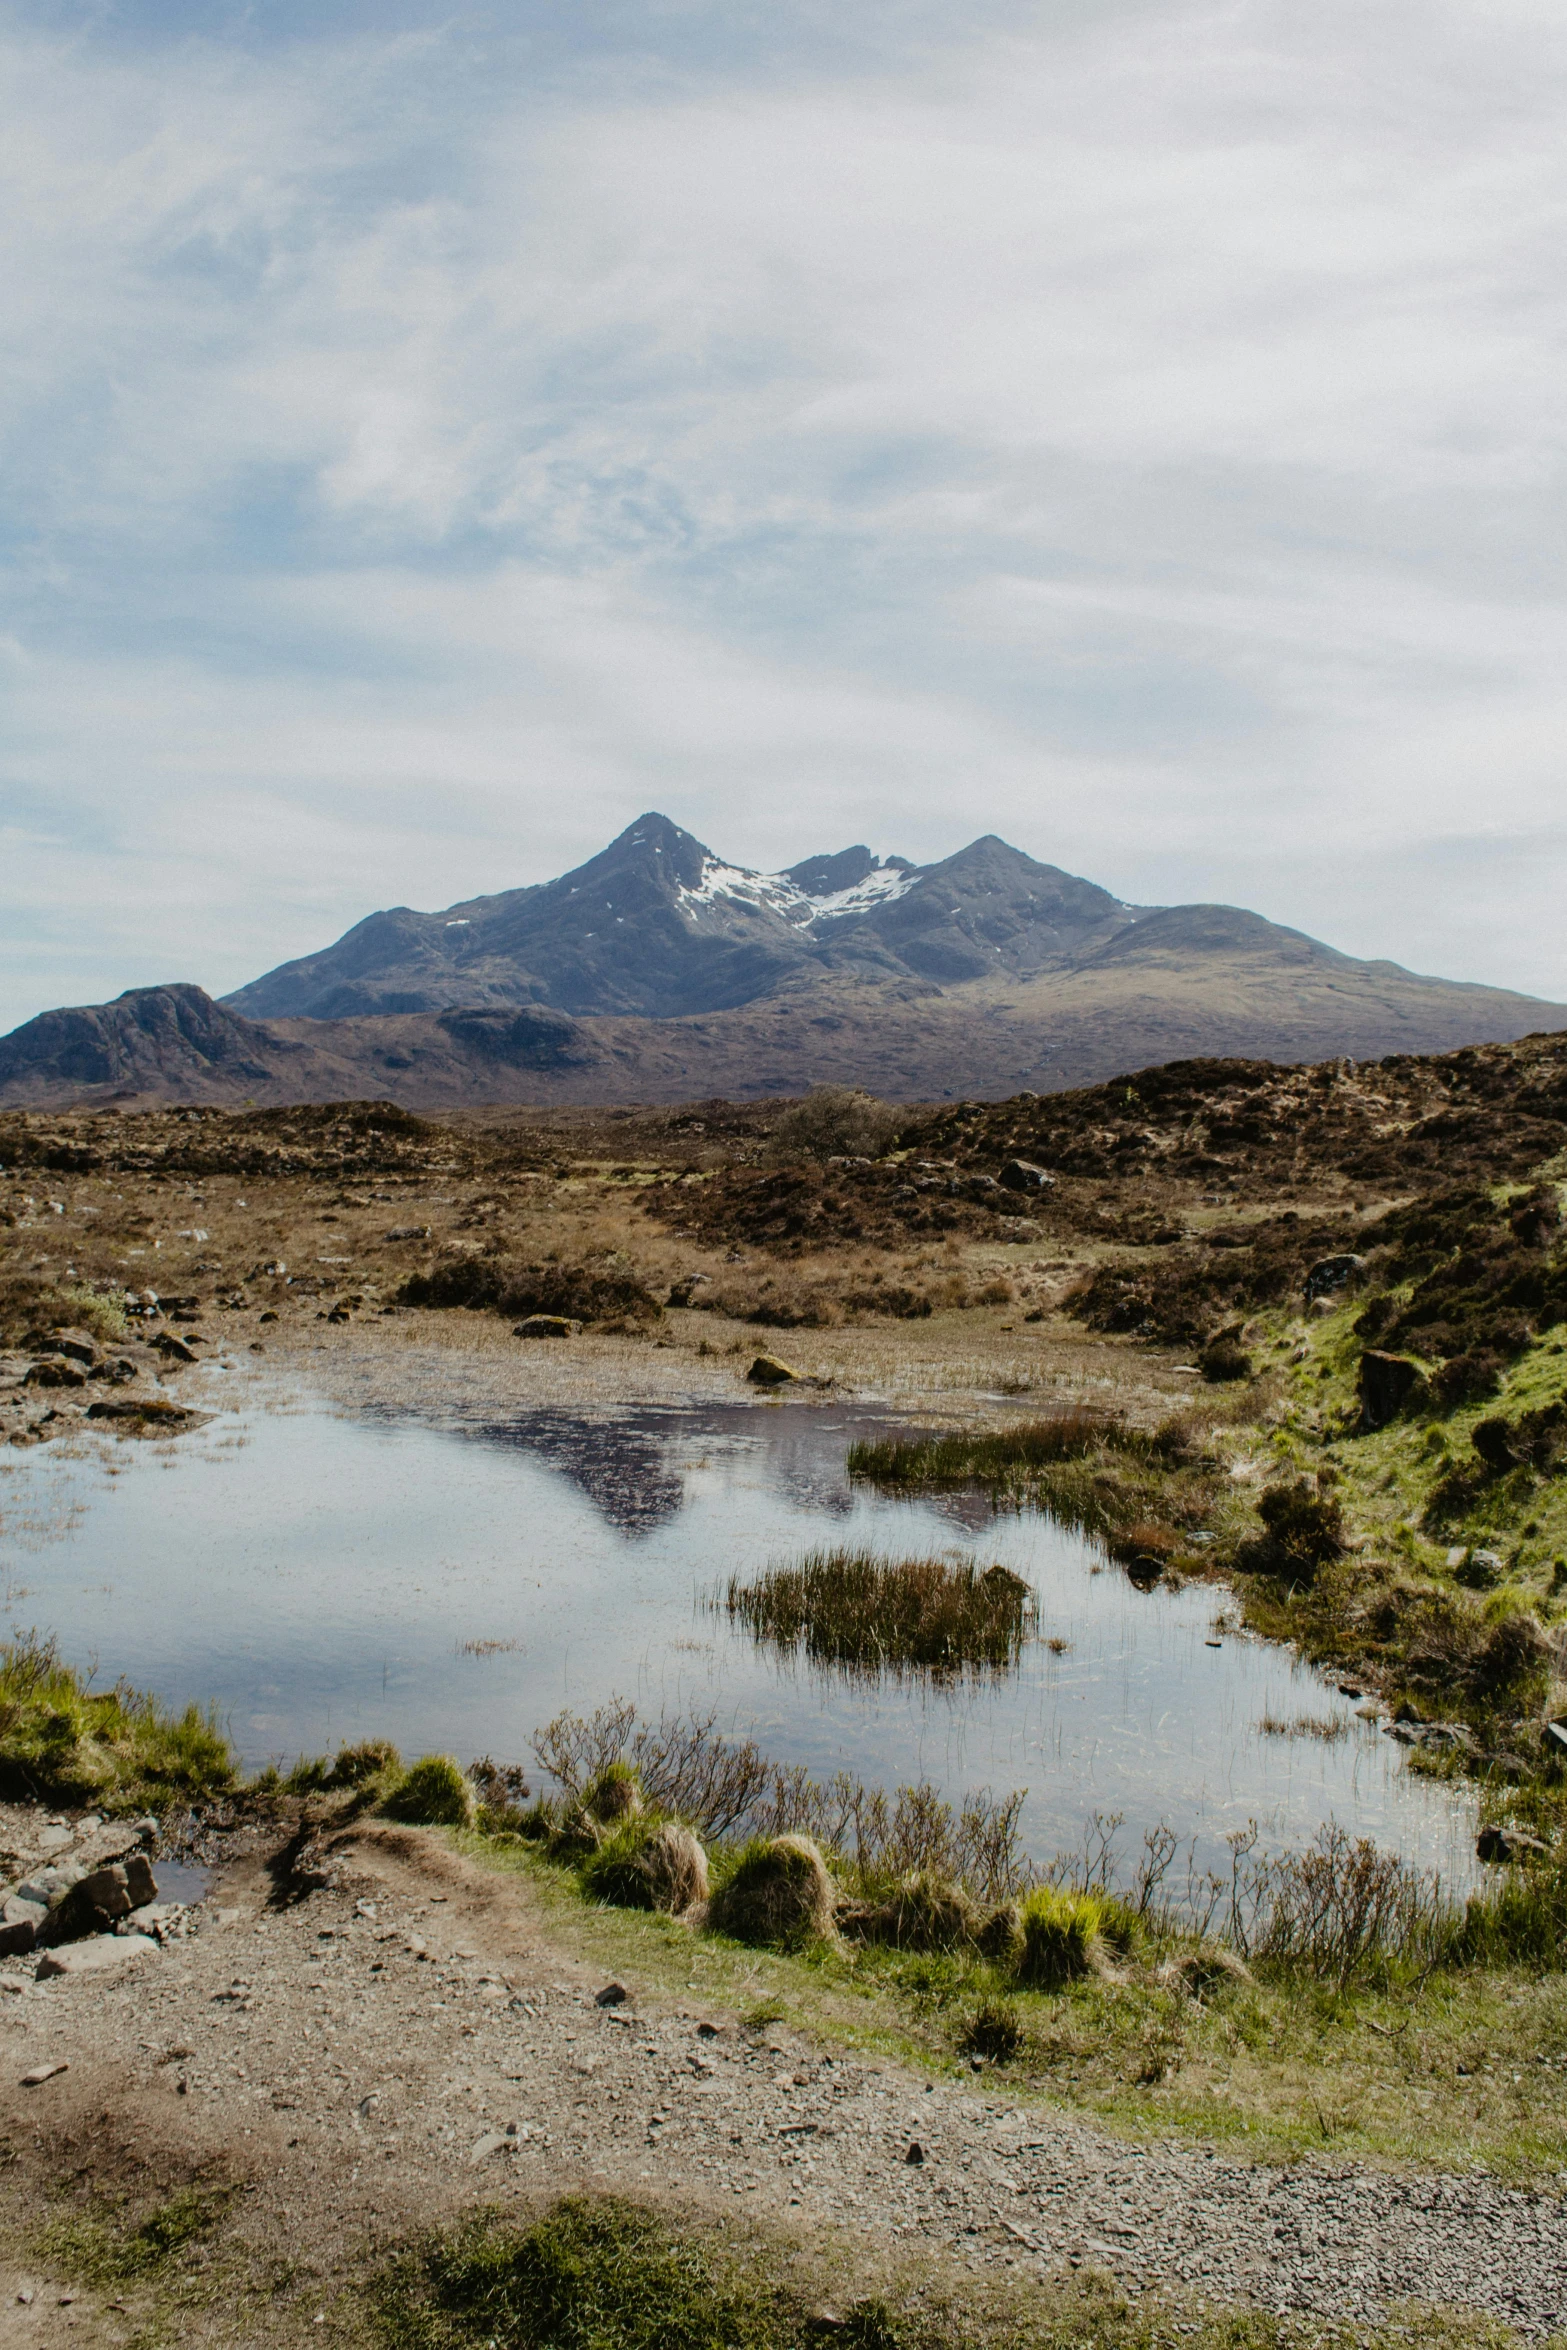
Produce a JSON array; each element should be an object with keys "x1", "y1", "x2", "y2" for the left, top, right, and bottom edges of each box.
[
  {"x1": 382, "y1": 1754, "x2": 477, "y2": 1829},
  {"x1": 581, "y1": 1819, "x2": 708, "y2": 1914},
  {"x1": 1199, "y1": 1338, "x2": 1252, "y2": 1383},
  {"x1": 583, "y1": 1760, "x2": 643, "y2": 1823},
  {"x1": 855, "y1": 1869, "x2": 979, "y2": 1952},
  {"x1": 768, "y1": 1086, "x2": 902, "y2": 1163},
  {"x1": 846, "y1": 1410, "x2": 1123, "y2": 1487},
  {"x1": 374, "y1": 2195, "x2": 799, "y2": 2350},
  {"x1": 580, "y1": 1820, "x2": 662, "y2": 1908},
  {"x1": 399, "y1": 1256, "x2": 660, "y2": 1326},
  {"x1": 1233, "y1": 1480, "x2": 1344, "y2": 1580},
  {"x1": 1016, "y1": 1887, "x2": 1104, "y2": 1988}
]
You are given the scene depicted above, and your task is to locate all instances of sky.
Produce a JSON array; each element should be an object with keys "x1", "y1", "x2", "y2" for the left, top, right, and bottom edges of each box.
[{"x1": 3, "y1": 0, "x2": 1566, "y2": 1027}]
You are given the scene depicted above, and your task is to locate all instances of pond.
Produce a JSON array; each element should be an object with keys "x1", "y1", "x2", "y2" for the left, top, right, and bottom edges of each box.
[{"x1": 0, "y1": 1373, "x2": 1480, "y2": 1891}]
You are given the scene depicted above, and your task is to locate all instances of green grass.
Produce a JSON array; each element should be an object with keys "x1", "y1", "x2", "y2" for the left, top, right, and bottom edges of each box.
[
  {"x1": 41, "y1": 2186, "x2": 233, "y2": 2286},
  {"x1": 724, "y1": 1548, "x2": 1036, "y2": 1679},
  {"x1": 372, "y1": 2191, "x2": 1547, "y2": 2350},
  {"x1": 0, "y1": 1632, "x2": 234, "y2": 1812}
]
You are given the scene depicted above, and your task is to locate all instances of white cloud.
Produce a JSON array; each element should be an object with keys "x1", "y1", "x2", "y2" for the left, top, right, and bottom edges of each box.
[{"x1": 2, "y1": 0, "x2": 1566, "y2": 1024}]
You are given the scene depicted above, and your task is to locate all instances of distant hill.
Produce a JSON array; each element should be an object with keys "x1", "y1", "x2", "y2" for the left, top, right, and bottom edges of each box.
[{"x1": 3, "y1": 814, "x2": 1563, "y2": 1108}]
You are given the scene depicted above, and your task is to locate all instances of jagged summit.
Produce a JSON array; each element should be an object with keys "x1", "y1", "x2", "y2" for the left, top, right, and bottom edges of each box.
[
  {"x1": 223, "y1": 815, "x2": 1142, "y2": 1021},
  {"x1": 5, "y1": 816, "x2": 1562, "y2": 1112}
]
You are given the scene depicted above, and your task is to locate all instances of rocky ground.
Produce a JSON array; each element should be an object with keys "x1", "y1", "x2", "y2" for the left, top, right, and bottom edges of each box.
[{"x1": 2, "y1": 1803, "x2": 1565, "y2": 2344}]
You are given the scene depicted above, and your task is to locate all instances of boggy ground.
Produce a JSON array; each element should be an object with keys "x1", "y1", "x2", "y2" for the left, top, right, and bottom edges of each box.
[{"x1": 0, "y1": 1798, "x2": 1563, "y2": 2350}]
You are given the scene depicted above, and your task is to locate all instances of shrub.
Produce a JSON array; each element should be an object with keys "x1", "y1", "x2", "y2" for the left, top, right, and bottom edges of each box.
[
  {"x1": 1199, "y1": 1338, "x2": 1252, "y2": 1383},
  {"x1": 975, "y1": 1901, "x2": 1025, "y2": 1966},
  {"x1": 373, "y1": 2194, "x2": 906, "y2": 2350},
  {"x1": 1233, "y1": 1480, "x2": 1344, "y2": 1580},
  {"x1": 854, "y1": 1869, "x2": 979, "y2": 1952},
  {"x1": 398, "y1": 1256, "x2": 660, "y2": 1326},
  {"x1": 708, "y1": 1834, "x2": 836, "y2": 1949},
  {"x1": 1016, "y1": 1887, "x2": 1104, "y2": 1988},
  {"x1": 767, "y1": 1087, "x2": 902, "y2": 1162},
  {"x1": 381, "y1": 1754, "x2": 477, "y2": 1829},
  {"x1": 583, "y1": 1760, "x2": 643, "y2": 1823}
]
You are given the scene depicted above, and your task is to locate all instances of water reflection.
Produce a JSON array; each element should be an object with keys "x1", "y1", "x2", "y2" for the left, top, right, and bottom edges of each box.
[{"x1": 0, "y1": 1385, "x2": 1482, "y2": 1889}]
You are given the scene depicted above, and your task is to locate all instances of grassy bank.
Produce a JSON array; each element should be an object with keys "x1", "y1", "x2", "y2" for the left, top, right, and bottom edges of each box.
[
  {"x1": 0, "y1": 1633, "x2": 233, "y2": 1812},
  {"x1": 466, "y1": 1825, "x2": 1567, "y2": 2182}
]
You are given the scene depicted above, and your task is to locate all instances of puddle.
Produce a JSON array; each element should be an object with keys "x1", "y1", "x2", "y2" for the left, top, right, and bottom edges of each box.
[
  {"x1": 153, "y1": 1860, "x2": 212, "y2": 1907},
  {"x1": 0, "y1": 1386, "x2": 1481, "y2": 1889}
]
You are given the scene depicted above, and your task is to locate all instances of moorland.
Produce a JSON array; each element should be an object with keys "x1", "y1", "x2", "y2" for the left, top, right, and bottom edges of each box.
[{"x1": 4, "y1": 1030, "x2": 1567, "y2": 2345}]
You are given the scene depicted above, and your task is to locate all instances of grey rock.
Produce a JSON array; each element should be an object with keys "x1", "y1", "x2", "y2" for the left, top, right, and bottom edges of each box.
[
  {"x1": 998, "y1": 1160, "x2": 1055, "y2": 1193},
  {"x1": 35, "y1": 1932, "x2": 159, "y2": 1978},
  {"x1": 1304, "y1": 1253, "x2": 1366, "y2": 1302},
  {"x1": 15, "y1": 1860, "x2": 85, "y2": 1907}
]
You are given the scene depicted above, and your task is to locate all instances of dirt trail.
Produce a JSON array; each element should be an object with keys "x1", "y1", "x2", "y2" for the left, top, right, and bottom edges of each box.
[{"x1": 2, "y1": 1813, "x2": 1565, "y2": 2340}]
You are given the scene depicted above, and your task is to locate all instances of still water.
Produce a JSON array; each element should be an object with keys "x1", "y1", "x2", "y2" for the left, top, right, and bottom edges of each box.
[{"x1": 0, "y1": 1378, "x2": 1479, "y2": 1888}]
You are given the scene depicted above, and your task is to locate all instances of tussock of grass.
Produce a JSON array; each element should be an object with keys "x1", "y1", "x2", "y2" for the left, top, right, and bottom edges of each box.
[
  {"x1": 724, "y1": 1548, "x2": 1036, "y2": 1679},
  {"x1": 0, "y1": 1632, "x2": 233, "y2": 1811}
]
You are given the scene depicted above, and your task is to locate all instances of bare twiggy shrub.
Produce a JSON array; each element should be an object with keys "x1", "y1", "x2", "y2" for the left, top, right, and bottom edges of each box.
[
  {"x1": 767, "y1": 1087, "x2": 902, "y2": 1163},
  {"x1": 1234, "y1": 1821, "x2": 1449, "y2": 1987}
]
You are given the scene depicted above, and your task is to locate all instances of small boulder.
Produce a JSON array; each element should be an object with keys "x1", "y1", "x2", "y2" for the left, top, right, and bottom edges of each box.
[
  {"x1": 0, "y1": 1897, "x2": 47, "y2": 1957},
  {"x1": 999, "y1": 1160, "x2": 1055, "y2": 1193},
  {"x1": 44, "y1": 1857, "x2": 158, "y2": 1944},
  {"x1": 513, "y1": 1315, "x2": 581, "y2": 1339},
  {"x1": 1357, "y1": 1350, "x2": 1425, "y2": 1430},
  {"x1": 1303, "y1": 1254, "x2": 1366, "y2": 1303},
  {"x1": 23, "y1": 1359, "x2": 87, "y2": 1389},
  {"x1": 36, "y1": 1933, "x2": 158, "y2": 1980},
  {"x1": 1477, "y1": 1824, "x2": 1551, "y2": 1865},
  {"x1": 746, "y1": 1355, "x2": 800, "y2": 1386},
  {"x1": 151, "y1": 1332, "x2": 199, "y2": 1364}
]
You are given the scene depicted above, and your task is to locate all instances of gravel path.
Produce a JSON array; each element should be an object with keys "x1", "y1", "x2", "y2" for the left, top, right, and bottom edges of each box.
[{"x1": 3, "y1": 1811, "x2": 1565, "y2": 2338}]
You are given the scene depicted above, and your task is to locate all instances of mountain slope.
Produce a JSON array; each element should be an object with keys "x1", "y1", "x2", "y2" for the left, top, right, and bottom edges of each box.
[
  {"x1": 3, "y1": 945, "x2": 1563, "y2": 1114},
  {"x1": 223, "y1": 813, "x2": 1141, "y2": 1020}
]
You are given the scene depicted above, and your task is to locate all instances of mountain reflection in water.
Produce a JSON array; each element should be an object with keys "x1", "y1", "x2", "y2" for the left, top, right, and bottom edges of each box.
[{"x1": 0, "y1": 1387, "x2": 1481, "y2": 1889}]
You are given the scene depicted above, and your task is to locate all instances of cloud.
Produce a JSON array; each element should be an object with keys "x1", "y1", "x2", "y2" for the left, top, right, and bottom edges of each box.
[{"x1": 2, "y1": 0, "x2": 1566, "y2": 1023}]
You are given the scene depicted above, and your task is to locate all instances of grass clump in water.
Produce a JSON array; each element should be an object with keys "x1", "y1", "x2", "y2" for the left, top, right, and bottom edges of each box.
[
  {"x1": 0, "y1": 1633, "x2": 233, "y2": 1811},
  {"x1": 725, "y1": 1549, "x2": 1036, "y2": 1679},
  {"x1": 846, "y1": 1409, "x2": 1119, "y2": 1486}
]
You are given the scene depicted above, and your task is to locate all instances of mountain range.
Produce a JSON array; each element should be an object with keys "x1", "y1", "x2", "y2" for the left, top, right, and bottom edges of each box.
[{"x1": 2, "y1": 814, "x2": 1563, "y2": 1109}]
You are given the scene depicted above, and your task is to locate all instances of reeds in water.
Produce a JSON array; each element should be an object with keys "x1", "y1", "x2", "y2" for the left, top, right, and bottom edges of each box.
[
  {"x1": 845, "y1": 1409, "x2": 1120, "y2": 1488},
  {"x1": 723, "y1": 1548, "x2": 1037, "y2": 1679}
]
